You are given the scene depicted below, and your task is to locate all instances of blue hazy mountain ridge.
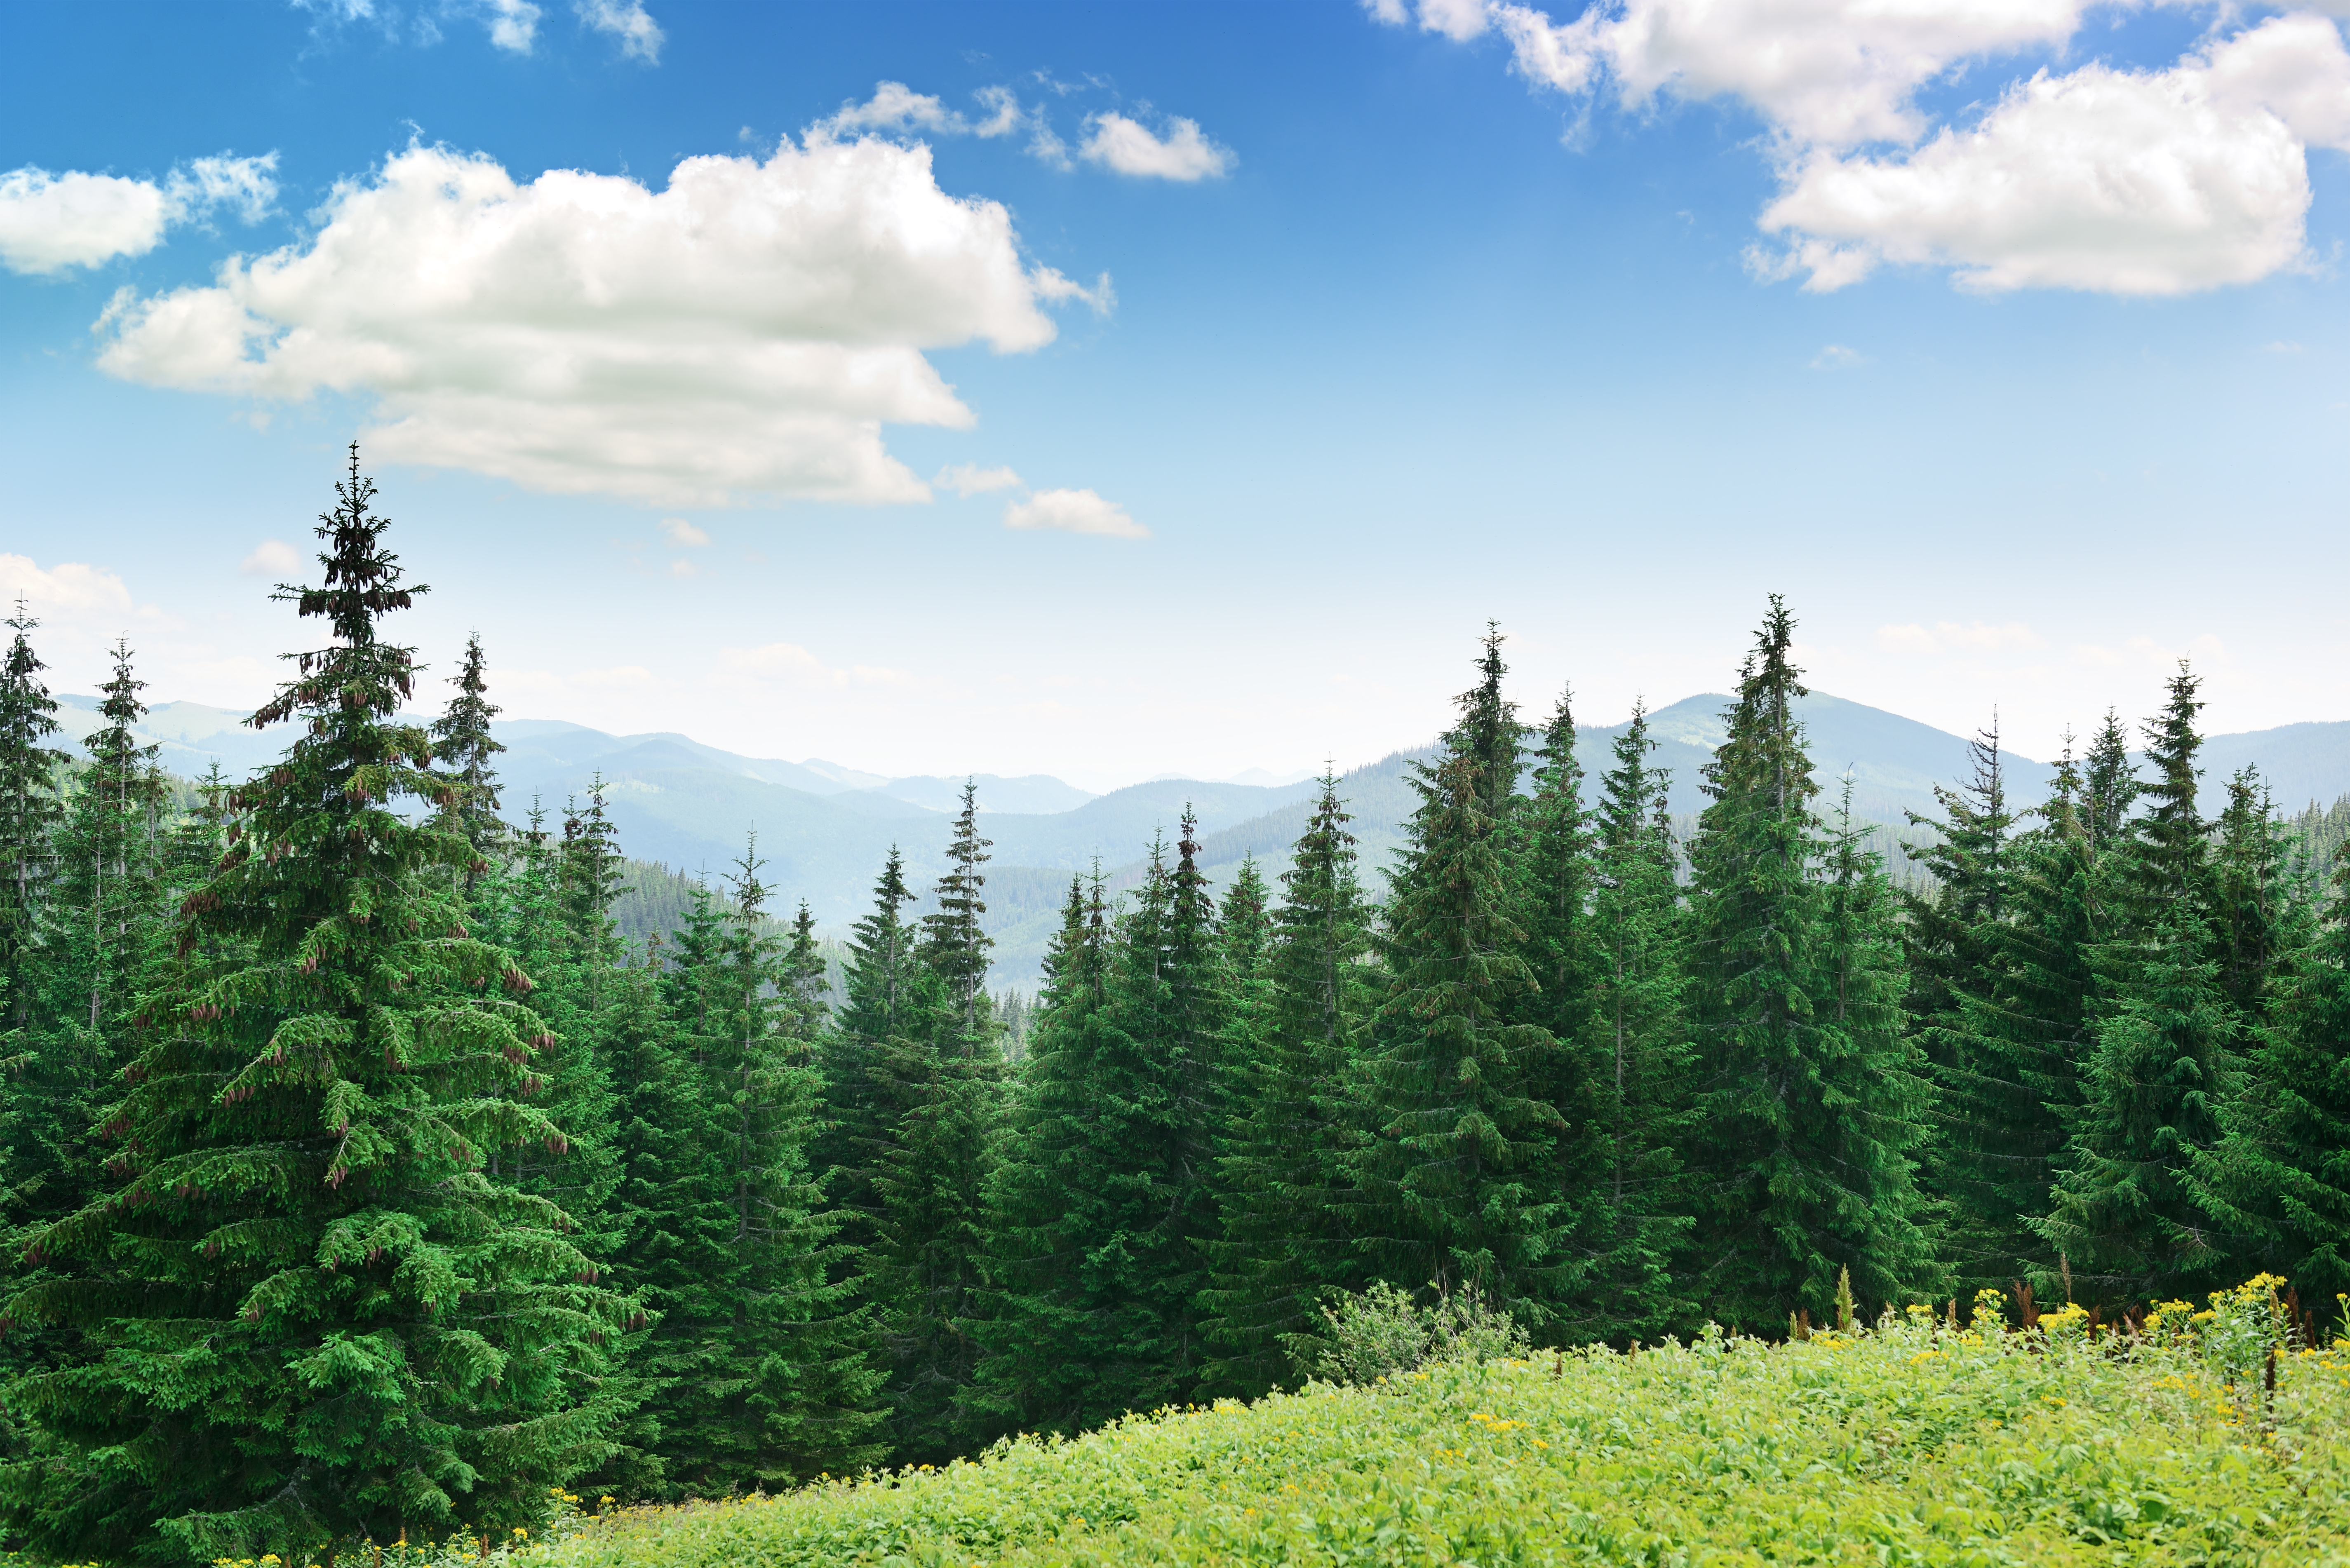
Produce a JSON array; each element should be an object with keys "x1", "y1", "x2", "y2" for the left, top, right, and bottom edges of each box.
[{"x1": 47, "y1": 690, "x2": 2350, "y2": 986}]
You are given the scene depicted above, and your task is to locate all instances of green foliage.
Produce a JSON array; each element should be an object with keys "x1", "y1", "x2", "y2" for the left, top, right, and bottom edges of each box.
[
  {"x1": 973, "y1": 839, "x2": 1226, "y2": 1435},
  {"x1": 509, "y1": 1282, "x2": 2350, "y2": 1568},
  {"x1": 1684, "y1": 597, "x2": 1934, "y2": 1327},
  {"x1": 0, "y1": 450, "x2": 640, "y2": 1565},
  {"x1": 1348, "y1": 633, "x2": 1566, "y2": 1315},
  {"x1": 1285, "y1": 1279, "x2": 1532, "y2": 1385},
  {"x1": 1201, "y1": 779, "x2": 1377, "y2": 1397},
  {"x1": 1564, "y1": 701, "x2": 1694, "y2": 1340},
  {"x1": 0, "y1": 605, "x2": 69, "y2": 1029},
  {"x1": 632, "y1": 840, "x2": 886, "y2": 1497},
  {"x1": 428, "y1": 633, "x2": 507, "y2": 882},
  {"x1": 2042, "y1": 667, "x2": 2237, "y2": 1305}
]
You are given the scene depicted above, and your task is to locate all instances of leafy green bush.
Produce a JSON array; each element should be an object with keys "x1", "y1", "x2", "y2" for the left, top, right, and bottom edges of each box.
[
  {"x1": 472, "y1": 1279, "x2": 2350, "y2": 1568},
  {"x1": 1284, "y1": 1280, "x2": 1533, "y2": 1386}
]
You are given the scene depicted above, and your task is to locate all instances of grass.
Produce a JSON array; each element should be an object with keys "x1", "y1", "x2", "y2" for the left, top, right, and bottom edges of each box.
[{"x1": 468, "y1": 1283, "x2": 2350, "y2": 1568}]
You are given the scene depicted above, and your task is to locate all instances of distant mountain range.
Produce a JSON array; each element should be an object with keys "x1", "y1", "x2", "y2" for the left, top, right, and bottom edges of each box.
[{"x1": 51, "y1": 690, "x2": 2350, "y2": 987}]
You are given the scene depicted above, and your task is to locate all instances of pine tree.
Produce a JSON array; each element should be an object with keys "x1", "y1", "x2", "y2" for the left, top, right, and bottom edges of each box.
[
  {"x1": 1349, "y1": 632, "x2": 1566, "y2": 1317},
  {"x1": 1903, "y1": 718, "x2": 2020, "y2": 1286},
  {"x1": 2192, "y1": 848, "x2": 2350, "y2": 1300},
  {"x1": 0, "y1": 605, "x2": 68, "y2": 1029},
  {"x1": 1217, "y1": 857, "x2": 1274, "y2": 1052},
  {"x1": 973, "y1": 846, "x2": 1221, "y2": 1433},
  {"x1": 429, "y1": 631, "x2": 507, "y2": 887},
  {"x1": 2041, "y1": 665, "x2": 2235, "y2": 1303},
  {"x1": 0, "y1": 448, "x2": 639, "y2": 1562},
  {"x1": 2207, "y1": 769, "x2": 2308, "y2": 1029},
  {"x1": 1931, "y1": 737, "x2": 2105, "y2": 1292},
  {"x1": 1202, "y1": 781, "x2": 1377, "y2": 1394},
  {"x1": 1563, "y1": 702, "x2": 1694, "y2": 1341},
  {"x1": 816, "y1": 847, "x2": 935, "y2": 1239},
  {"x1": 1683, "y1": 597, "x2": 1932, "y2": 1328},
  {"x1": 7, "y1": 642, "x2": 169, "y2": 1232},
  {"x1": 641, "y1": 838, "x2": 885, "y2": 1493},
  {"x1": 919, "y1": 783, "x2": 994, "y2": 1049},
  {"x1": 832, "y1": 816, "x2": 1007, "y2": 1462}
]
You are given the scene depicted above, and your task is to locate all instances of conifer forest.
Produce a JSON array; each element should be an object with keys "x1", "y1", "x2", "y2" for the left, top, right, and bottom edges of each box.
[{"x1": 0, "y1": 453, "x2": 2343, "y2": 1564}]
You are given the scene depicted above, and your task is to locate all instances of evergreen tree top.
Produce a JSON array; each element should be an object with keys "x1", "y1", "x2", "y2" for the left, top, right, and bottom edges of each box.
[
  {"x1": 249, "y1": 443, "x2": 430, "y2": 730},
  {"x1": 0, "y1": 599, "x2": 70, "y2": 799},
  {"x1": 1701, "y1": 594, "x2": 1815, "y2": 822},
  {"x1": 2134, "y1": 662, "x2": 2209, "y2": 899},
  {"x1": 85, "y1": 638, "x2": 162, "y2": 779},
  {"x1": 1444, "y1": 622, "x2": 1528, "y2": 821}
]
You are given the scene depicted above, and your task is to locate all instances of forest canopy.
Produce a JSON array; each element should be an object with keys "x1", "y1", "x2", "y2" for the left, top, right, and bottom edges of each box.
[{"x1": 0, "y1": 452, "x2": 2343, "y2": 1563}]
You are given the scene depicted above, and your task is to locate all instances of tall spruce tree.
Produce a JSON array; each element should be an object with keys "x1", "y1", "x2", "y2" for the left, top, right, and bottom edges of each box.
[
  {"x1": 816, "y1": 848, "x2": 933, "y2": 1239},
  {"x1": 1564, "y1": 702, "x2": 1694, "y2": 1342},
  {"x1": 973, "y1": 845, "x2": 1221, "y2": 1433},
  {"x1": 0, "y1": 605, "x2": 67, "y2": 1029},
  {"x1": 1683, "y1": 597, "x2": 1932, "y2": 1328},
  {"x1": 844, "y1": 809, "x2": 1007, "y2": 1462},
  {"x1": 1202, "y1": 778, "x2": 1377, "y2": 1394},
  {"x1": 1903, "y1": 718, "x2": 2021, "y2": 1286},
  {"x1": 2042, "y1": 665, "x2": 2236, "y2": 1303},
  {"x1": 7, "y1": 642, "x2": 169, "y2": 1234},
  {"x1": 0, "y1": 448, "x2": 639, "y2": 1563},
  {"x1": 919, "y1": 783, "x2": 994, "y2": 1049},
  {"x1": 0, "y1": 642, "x2": 172, "y2": 1455},
  {"x1": 429, "y1": 632, "x2": 507, "y2": 887},
  {"x1": 1349, "y1": 634, "x2": 1567, "y2": 1317},
  {"x1": 2192, "y1": 845, "x2": 2350, "y2": 1300},
  {"x1": 1931, "y1": 737, "x2": 2105, "y2": 1292},
  {"x1": 2206, "y1": 769, "x2": 2308, "y2": 1029},
  {"x1": 640, "y1": 839, "x2": 884, "y2": 1493}
]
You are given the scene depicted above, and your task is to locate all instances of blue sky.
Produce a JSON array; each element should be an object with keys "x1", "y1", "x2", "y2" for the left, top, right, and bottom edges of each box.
[{"x1": 1, "y1": 0, "x2": 2345, "y2": 791}]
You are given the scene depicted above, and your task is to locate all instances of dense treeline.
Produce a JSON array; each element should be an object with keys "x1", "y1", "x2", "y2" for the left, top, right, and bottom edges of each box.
[{"x1": 0, "y1": 455, "x2": 2344, "y2": 1563}]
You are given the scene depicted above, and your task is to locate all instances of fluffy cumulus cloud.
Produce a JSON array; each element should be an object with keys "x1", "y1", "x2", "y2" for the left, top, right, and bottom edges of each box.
[
  {"x1": 1372, "y1": 0, "x2": 2350, "y2": 296},
  {"x1": 1003, "y1": 487, "x2": 1147, "y2": 538},
  {"x1": 1758, "y1": 16, "x2": 2350, "y2": 294},
  {"x1": 94, "y1": 140, "x2": 1106, "y2": 506},
  {"x1": 0, "y1": 153, "x2": 277, "y2": 275},
  {"x1": 1079, "y1": 113, "x2": 1235, "y2": 181}
]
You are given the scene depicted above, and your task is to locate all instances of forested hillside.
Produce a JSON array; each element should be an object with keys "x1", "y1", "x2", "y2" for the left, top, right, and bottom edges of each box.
[{"x1": 3, "y1": 456, "x2": 2348, "y2": 1564}]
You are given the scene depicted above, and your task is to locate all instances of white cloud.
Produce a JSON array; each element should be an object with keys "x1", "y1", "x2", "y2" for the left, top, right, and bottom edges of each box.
[
  {"x1": 936, "y1": 462, "x2": 1023, "y2": 496},
  {"x1": 1382, "y1": 1, "x2": 2350, "y2": 296},
  {"x1": 816, "y1": 82, "x2": 968, "y2": 140},
  {"x1": 1080, "y1": 113, "x2": 1234, "y2": 181},
  {"x1": 0, "y1": 555, "x2": 141, "y2": 620},
  {"x1": 972, "y1": 85, "x2": 1027, "y2": 138},
  {"x1": 659, "y1": 517, "x2": 709, "y2": 545},
  {"x1": 1809, "y1": 343, "x2": 1865, "y2": 369},
  {"x1": 0, "y1": 153, "x2": 277, "y2": 276},
  {"x1": 1363, "y1": 0, "x2": 1412, "y2": 23},
  {"x1": 484, "y1": 0, "x2": 542, "y2": 52},
  {"x1": 1756, "y1": 18, "x2": 2350, "y2": 295},
  {"x1": 575, "y1": 0, "x2": 661, "y2": 61},
  {"x1": 0, "y1": 170, "x2": 171, "y2": 275},
  {"x1": 167, "y1": 154, "x2": 282, "y2": 225},
  {"x1": 239, "y1": 539, "x2": 303, "y2": 576},
  {"x1": 94, "y1": 140, "x2": 1098, "y2": 506},
  {"x1": 1004, "y1": 487, "x2": 1147, "y2": 538}
]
